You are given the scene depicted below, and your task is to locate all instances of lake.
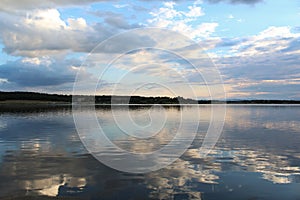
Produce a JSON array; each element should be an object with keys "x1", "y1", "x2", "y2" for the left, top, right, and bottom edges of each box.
[{"x1": 0, "y1": 105, "x2": 300, "y2": 199}]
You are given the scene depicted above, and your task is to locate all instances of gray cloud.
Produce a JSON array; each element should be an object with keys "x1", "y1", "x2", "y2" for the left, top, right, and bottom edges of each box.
[
  {"x1": 0, "y1": 0, "x2": 113, "y2": 13},
  {"x1": 217, "y1": 37, "x2": 249, "y2": 47},
  {"x1": 281, "y1": 39, "x2": 300, "y2": 53},
  {"x1": 220, "y1": 53, "x2": 300, "y2": 80},
  {"x1": 92, "y1": 33, "x2": 155, "y2": 54},
  {"x1": 90, "y1": 11, "x2": 143, "y2": 29},
  {"x1": 0, "y1": 9, "x2": 152, "y2": 57},
  {"x1": 210, "y1": 27, "x2": 300, "y2": 99},
  {"x1": 231, "y1": 83, "x2": 300, "y2": 100},
  {"x1": 104, "y1": 15, "x2": 143, "y2": 30},
  {"x1": 0, "y1": 58, "x2": 79, "y2": 87},
  {"x1": 217, "y1": 50, "x2": 300, "y2": 99},
  {"x1": 0, "y1": 0, "x2": 263, "y2": 12}
]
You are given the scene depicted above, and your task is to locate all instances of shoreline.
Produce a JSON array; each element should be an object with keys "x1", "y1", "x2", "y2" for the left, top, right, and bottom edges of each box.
[
  {"x1": 0, "y1": 100, "x2": 71, "y2": 105},
  {"x1": 1, "y1": 100, "x2": 300, "y2": 106},
  {"x1": 1, "y1": 92, "x2": 300, "y2": 105}
]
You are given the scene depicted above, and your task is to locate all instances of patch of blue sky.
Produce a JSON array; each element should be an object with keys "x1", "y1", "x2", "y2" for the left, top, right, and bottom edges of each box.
[
  {"x1": 202, "y1": 0, "x2": 300, "y2": 38},
  {"x1": 0, "y1": 44, "x2": 20, "y2": 65}
]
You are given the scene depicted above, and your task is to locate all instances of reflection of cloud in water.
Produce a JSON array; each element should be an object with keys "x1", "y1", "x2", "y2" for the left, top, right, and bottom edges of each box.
[
  {"x1": 210, "y1": 148, "x2": 300, "y2": 184},
  {"x1": 1, "y1": 106, "x2": 300, "y2": 199},
  {"x1": 20, "y1": 139, "x2": 52, "y2": 152},
  {"x1": 114, "y1": 127, "x2": 176, "y2": 153},
  {"x1": 98, "y1": 105, "x2": 300, "y2": 185},
  {"x1": 0, "y1": 120, "x2": 7, "y2": 130},
  {"x1": 23, "y1": 175, "x2": 86, "y2": 197},
  {"x1": 216, "y1": 106, "x2": 300, "y2": 184},
  {"x1": 0, "y1": 146, "x2": 89, "y2": 197},
  {"x1": 141, "y1": 147, "x2": 224, "y2": 199},
  {"x1": 263, "y1": 121, "x2": 300, "y2": 132},
  {"x1": 7, "y1": 140, "x2": 86, "y2": 196},
  {"x1": 224, "y1": 105, "x2": 300, "y2": 133},
  {"x1": 145, "y1": 158, "x2": 218, "y2": 200}
]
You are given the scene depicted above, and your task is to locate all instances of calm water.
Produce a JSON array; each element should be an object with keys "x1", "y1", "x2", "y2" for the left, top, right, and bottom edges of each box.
[{"x1": 0, "y1": 105, "x2": 300, "y2": 199}]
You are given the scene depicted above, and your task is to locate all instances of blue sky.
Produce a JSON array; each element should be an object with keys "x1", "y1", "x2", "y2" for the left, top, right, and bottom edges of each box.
[{"x1": 0, "y1": 0, "x2": 299, "y2": 99}]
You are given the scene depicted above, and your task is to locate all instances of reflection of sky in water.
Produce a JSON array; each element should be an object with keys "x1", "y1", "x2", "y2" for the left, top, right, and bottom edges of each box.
[{"x1": 0, "y1": 105, "x2": 299, "y2": 199}]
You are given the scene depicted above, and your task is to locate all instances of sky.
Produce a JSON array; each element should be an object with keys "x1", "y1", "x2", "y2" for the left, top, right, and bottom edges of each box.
[{"x1": 0, "y1": 0, "x2": 299, "y2": 99}]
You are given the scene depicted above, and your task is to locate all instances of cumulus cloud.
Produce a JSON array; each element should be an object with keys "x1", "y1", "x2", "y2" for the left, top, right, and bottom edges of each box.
[
  {"x1": 0, "y1": 1, "x2": 251, "y2": 58},
  {"x1": 148, "y1": 1, "x2": 218, "y2": 40},
  {"x1": 0, "y1": 9, "x2": 90, "y2": 56},
  {"x1": 0, "y1": 8, "x2": 151, "y2": 57}
]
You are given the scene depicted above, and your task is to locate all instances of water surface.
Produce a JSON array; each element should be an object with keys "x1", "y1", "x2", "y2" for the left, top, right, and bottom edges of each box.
[{"x1": 0, "y1": 105, "x2": 300, "y2": 199}]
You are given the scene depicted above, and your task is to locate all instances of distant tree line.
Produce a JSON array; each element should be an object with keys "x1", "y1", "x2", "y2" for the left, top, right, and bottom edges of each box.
[
  {"x1": 225, "y1": 100, "x2": 300, "y2": 104},
  {"x1": 0, "y1": 91, "x2": 193, "y2": 104},
  {"x1": 0, "y1": 91, "x2": 71, "y2": 102},
  {"x1": 1, "y1": 91, "x2": 300, "y2": 104}
]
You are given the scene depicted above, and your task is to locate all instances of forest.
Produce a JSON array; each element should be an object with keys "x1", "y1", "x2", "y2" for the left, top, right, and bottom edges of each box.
[{"x1": 1, "y1": 91, "x2": 300, "y2": 104}]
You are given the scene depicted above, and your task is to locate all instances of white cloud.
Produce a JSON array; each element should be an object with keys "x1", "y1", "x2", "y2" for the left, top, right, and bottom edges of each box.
[
  {"x1": 147, "y1": 1, "x2": 218, "y2": 41},
  {"x1": 21, "y1": 56, "x2": 52, "y2": 66},
  {"x1": 230, "y1": 26, "x2": 300, "y2": 57},
  {"x1": 228, "y1": 14, "x2": 234, "y2": 19},
  {"x1": 186, "y1": 4, "x2": 204, "y2": 17},
  {"x1": 258, "y1": 26, "x2": 297, "y2": 39},
  {"x1": 0, "y1": 9, "x2": 80, "y2": 56},
  {"x1": 0, "y1": 8, "x2": 148, "y2": 57},
  {"x1": 194, "y1": 23, "x2": 219, "y2": 38},
  {"x1": 0, "y1": 78, "x2": 9, "y2": 84},
  {"x1": 208, "y1": 25, "x2": 300, "y2": 99},
  {"x1": 67, "y1": 18, "x2": 87, "y2": 30},
  {"x1": 25, "y1": 9, "x2": 67, "y2": 30},
  {"x1": 113, "y1": 4, "x2": 129, "y2": 9}
]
